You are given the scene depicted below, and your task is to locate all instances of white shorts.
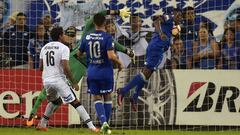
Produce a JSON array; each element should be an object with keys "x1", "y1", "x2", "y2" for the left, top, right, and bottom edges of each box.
[{"x1": 44, "y1": 79, "x2": 76, "y2": 104}]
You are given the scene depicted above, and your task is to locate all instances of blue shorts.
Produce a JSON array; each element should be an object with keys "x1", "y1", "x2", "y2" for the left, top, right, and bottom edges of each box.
[
  {"x1": 87, "y1": 78, "x2": 113, "y2": 95},
  {"x1": 144, "y1": 41, "x2": 168, "y2": 71}
]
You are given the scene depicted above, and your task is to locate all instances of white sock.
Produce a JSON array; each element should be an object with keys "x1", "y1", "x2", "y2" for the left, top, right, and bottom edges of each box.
[
  {"x1": 40, "y1": 102, "x2": 56, "y2": 127},
  {"x1": 75, "y1": 105, "x2": 96, "y2": 129}
]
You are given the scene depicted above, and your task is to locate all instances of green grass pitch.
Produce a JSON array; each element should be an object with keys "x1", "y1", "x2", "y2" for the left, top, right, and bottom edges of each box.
[{"x1": 0, "y1": 127, "x2": 240, "y2": 135}]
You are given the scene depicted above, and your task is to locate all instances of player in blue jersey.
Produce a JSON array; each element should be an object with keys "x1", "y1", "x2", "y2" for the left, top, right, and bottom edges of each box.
[
  {"x1": 117, "y1": 10, "x2": 182, "y2": 111},
  {"x1": 77, "y1": 13, "x2": 123, "y2": 134}
]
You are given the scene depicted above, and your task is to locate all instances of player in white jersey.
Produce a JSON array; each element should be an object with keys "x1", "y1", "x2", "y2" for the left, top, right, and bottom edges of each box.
[{"x1": 37, "y1": 26, "x2": 99, "y2": 132}]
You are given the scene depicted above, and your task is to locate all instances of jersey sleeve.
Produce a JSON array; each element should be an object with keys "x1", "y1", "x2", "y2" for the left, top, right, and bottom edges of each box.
[
  {"x1": 106, "y1": 35, "x2": 114, "y2": 51},
  {"x1": 79, "y1": 38, "x2": 86, "y2": 53},
  {"x1": 62, "y1": 45, "x2": 70, "y2": 60},
  {"x1": 39, "y1": 47, "x2": 44, "y2": 59}
]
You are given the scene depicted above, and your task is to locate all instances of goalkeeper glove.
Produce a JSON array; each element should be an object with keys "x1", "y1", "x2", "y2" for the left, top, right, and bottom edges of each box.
[
  {"x1": 119, "y1": 7, "x2": 130, "y2": 21},
  {"x1": 126, "y1": 48, "x2": 135, "y2": 64}
]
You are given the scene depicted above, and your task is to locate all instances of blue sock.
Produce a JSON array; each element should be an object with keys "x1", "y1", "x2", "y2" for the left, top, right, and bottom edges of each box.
[
  {"x1": 132, "y1": 82, "x2": 145, "y2": 101},
  {"x1": 94, "y1": 100, "x2": 106, "y2": 124},
  {"x1": 121, "y1": 74, "x2": 145, "y2": 96},
  {"x1": 104, "y1": 101, "x2": 112, "y2": 122}
]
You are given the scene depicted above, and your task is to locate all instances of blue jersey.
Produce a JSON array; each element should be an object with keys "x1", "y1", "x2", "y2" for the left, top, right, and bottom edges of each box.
[
  {"x1": 144, "y1": 16, "x2": 174, "y2": 71},
  {"x1": 221, "y1": 42, "x2": 240, "y2": 69},
  {"x1": 80, "y1": 30, "x2": 114, "y2": 80}
]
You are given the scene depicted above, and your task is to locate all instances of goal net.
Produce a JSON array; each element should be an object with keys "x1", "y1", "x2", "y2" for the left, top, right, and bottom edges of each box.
[{"x1": 1, "y1": 0, "x2": 240, "y2": 132}]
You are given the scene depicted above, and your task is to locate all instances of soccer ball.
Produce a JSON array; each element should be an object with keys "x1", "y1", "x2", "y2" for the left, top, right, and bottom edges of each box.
[
  {"x1": 172, "y1": 25, "x2": 181, "y2": 36},
  {"x1": 107, "y1": 129, "x2": 112, "y2": 134}
]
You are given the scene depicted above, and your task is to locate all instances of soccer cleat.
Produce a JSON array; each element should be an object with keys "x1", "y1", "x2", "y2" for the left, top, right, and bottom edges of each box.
[
  {"x1": 90, "y1": 128, "x2": 100, "y2": 133},
  {"x1": 36, "y1": 124, "x2": 48, "y2": 131},
  {"x1": 26, "y1": 119, "x2": 34, "y2": 126},
  {"x1": 100, "y1": 122, "x2": 111, "y2": 134},
  {"x1": 26, "y1": 113, "x2": 35, "y2": 126},
  {"x1": 117, "y1": 88, "x2": 123, "y2": 107},
  {"x1": 130, "y1": 98, "x2": 137, "y2": 112}
]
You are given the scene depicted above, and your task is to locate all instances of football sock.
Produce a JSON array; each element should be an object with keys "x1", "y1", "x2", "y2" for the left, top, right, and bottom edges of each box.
[
  {"x1": 132, "y1": 81, "x2": 145, "y2": 101},
  {"x1": 94, "y1": 100, "x2": 106, "y2": 124},
  {"x1": 104, "y1": 101, "x2": 112, "y2": 122},
  {"x1": 75, "y1": 105, "x2": 96, "y2": 129},
  {"x1": 121, "y1": 74, "x2": 145, "y2": 96},
  {"x1": 31, "y1": 88, "x2": 47, "y2": 115},
  {"x1": 39, "y1": 102, "x2": 55, "y2": 127}
]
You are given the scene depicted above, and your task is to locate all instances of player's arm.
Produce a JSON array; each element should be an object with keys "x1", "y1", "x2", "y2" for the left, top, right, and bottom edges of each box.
[
  {"x1": 76, "y1": 37, "x2": 86, "y2": 59},
  {"x1": 62, "y1": 46, "x2": 79, "y2": 91},
  {"x1": 108, "y1": 50, "x2": 123, "y2": 71},
  {"x1": 113, "y1": 40, "x2": 135, "y2": 58},
  {"x1": 39, "y1": 49, "x2": 44, "y2": 71},
  {"x1": 39, "y1": 59, "x2": 43, "y2": 71},
  {"x1": 82, "y1": 7, "x2": 130, "y2": 37},
  {"x1": 107, "y1": 38, "x2": 124, "y2": 71}
]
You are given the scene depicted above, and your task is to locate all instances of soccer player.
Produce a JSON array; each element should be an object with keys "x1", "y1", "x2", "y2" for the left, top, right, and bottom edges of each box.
[
  {"x1": 77, "y1": 13, "x2": 123, "y2": 134},
  {"x1": 117, "y1": 11, "x2": 183, "y2": 111},
  {"x1": 36, "y1": 26, "x2": 98, "y2": 132}
]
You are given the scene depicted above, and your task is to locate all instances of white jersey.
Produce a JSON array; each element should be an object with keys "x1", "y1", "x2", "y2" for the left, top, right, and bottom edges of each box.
[{"x1": 40, "y1": 41, "x2": 70, "y2": 83}]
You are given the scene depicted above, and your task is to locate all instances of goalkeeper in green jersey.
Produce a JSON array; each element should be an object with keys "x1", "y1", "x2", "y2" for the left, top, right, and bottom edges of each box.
[{"x1": 27, "y1": 8, "x2": 134, "y2": 128}]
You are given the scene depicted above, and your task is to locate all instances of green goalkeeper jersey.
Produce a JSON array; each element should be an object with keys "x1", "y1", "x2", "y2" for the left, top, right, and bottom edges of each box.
[
  {"x1": 69, "y1": 44, "x2": 87, "y2": 83},
  {"x1": 81, "y1": 10, "x2": 126, "y2": 52}
]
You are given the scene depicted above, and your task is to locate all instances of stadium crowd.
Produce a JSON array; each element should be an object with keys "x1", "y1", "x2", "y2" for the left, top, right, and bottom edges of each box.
[{"x1": 0, "y1": 5, "x2": 240, "y2": 70}]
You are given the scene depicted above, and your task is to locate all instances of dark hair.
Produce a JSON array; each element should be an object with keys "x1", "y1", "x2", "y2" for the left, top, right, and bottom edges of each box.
[
  {"x1": 130, "y1": 14, "x2": 141, "y2": 23},
  {"x1": 93, "y1": 13, "x2": 106, "y2": 27},
  {"x1": 200, "y1": 21, "x2": 213, "y2": 36},
  {"x1": 221, "y1": 28, "x2": 235, "y2": 44},
  {"x1": 173, "y1": 37, "x2": 182, "y2": 44},
  {"x1": 17, "y1": 12, "x2": 27, "y2": 17},
  {"x1": 50, "y1": 26, "x2": 63, "y2": 41}
]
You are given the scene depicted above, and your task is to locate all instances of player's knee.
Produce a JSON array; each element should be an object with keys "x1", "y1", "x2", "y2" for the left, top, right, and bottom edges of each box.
[
  {"x1": 103, "y1": 94, "x2": 112, "y2": 101},
  {"x1": 93, "y1": 95, "x2": 102, "y2": 101},
  {"x1": 141, "y1": 67, "x2": 153, "y2": 80},
  {"x1": 51, "y1": 98, "x2": 62, "y2": 106},
  {"x1": 70, "y1": 100, "x2": 82, "y2": 108}
]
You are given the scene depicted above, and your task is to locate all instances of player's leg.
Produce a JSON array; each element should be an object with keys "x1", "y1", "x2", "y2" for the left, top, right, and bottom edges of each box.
[
  {"x1": 103, "y1": 93, "x2": 112, "y2": 123},
  {"x1": 89, "y1": 78, "x2": 111, "y2": 134},
  {"x1": 69, "y1": 99, "x2": 99, "y2": 132},
  {"x1": 27, "y1": 88, "x2": 49, "y2": 126},
  {"x1": 37, "y1": 85, "x2": 62, "y2": 131}
]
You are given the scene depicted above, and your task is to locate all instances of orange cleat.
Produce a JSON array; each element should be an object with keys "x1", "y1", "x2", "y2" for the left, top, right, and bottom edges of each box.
[
  {"x1": 26, "y1": 119, "x2": 34, "y2": 126},
  {"x1": 90, "y1": 128, "x2": 100, "y2": 133},
  {"x1": 36, "y1": 124, "x2": 48, "y2": 131}
]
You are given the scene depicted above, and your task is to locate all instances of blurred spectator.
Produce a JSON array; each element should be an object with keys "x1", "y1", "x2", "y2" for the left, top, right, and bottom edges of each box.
[
  {"x1": 171, "y1": 37, "x2": 185, "y2": 69},
  {"x1": 217, "y1": 28, "x2": 240, "y2": 69},
  {"x1": 105, "y1": 17, "x2": 117, "y2": 37},
  {"x1": 118, "y1": 14, "x2": 152, "y2": 67},
  {"x1": 28, "y1": 23, "x2": 49, "y2": 69},
  {"x1": 193, "y1": 27, "x2": 219, "y2": 69},
  {"x1": 226, "y1": 7, "x2": 240, "y2": 46},
  {"x1": 64, "y1": 26, "x2": 77, "y2": 50},
  {"x1": 4, "y1": 12, "x2": 32, "y2": 68},
  {"x1": 41, "y1": 11, "x2": 52, "y2": 39},
  {"x1": 0, "y1": 0, "x2": 8, "y2": 24},
  {"x1": 199, "y1": 21, "x2": 214, "y2": 37},
  {"x1": 0, "y1": 11, "x2": 19, "y2": 31},
  {"x1": 181, "y1": 6, "x2": 198, "y2": 41},
  {"x1": 180, "y1": 6, "x2": 198, "y2": 69}
]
